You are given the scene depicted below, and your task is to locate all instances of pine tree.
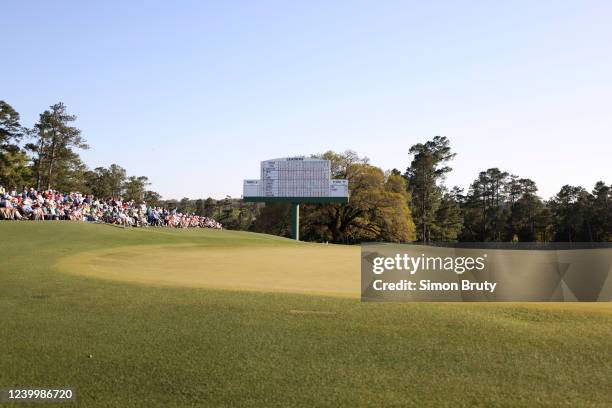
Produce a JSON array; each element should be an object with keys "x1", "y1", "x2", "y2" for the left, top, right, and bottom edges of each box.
[
  {"x1": 404, "y1": 136, "x2": 456, "y2": 242},
  {"x1": 29, "y1": 102, "x2": 88, "y2": 190}
]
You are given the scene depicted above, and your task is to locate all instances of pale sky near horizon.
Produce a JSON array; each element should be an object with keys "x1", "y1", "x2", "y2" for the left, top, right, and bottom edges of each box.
[{"x1": 2, "y1": 1, "x2": 611, "y2": 200}]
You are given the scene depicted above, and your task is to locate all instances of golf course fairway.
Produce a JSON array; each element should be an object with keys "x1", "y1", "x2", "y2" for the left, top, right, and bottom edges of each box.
[{"x1": 1, "y1": 222, "x2": 611, "y2": 407}]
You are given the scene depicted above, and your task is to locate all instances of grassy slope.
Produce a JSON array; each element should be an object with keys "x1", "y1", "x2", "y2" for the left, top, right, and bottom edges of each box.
[{"x1": 0, "y1": 222, "x2": 611, "y2": 407}]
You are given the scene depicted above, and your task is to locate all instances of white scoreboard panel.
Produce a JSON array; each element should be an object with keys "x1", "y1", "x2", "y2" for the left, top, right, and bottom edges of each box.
[
  {"x1": 330, "y1": 179, "x2": 349, "y2": 197},
  {"x1": 243, "y1": 157, "x2": 349, "y2": 198},
  {"x1": 243, "y1": 180, "x2": 260, "y2": 197}
]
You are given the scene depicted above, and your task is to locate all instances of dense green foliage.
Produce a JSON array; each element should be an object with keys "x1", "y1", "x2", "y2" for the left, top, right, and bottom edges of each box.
[
  {"x1": 400, "y1": 137, "x2": 610, "y2": 243},
  {"x1": 458, "y1": 169, "x2": 611, "y2": 242},
  {"x1": 300, "y1": 151, "x2": 417, "y2": 243},
  {"x1": 1, "y1": 222, "x2": 611, "y2": 407},
  {"x1": 0, "y1": 101, "x2": 30, "y2": 188}
]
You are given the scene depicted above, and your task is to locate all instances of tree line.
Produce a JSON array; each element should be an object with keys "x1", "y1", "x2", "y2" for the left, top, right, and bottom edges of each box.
[
  {"x1": 2, "y1": 100, "x2": 609, "y2": 242},
  {"x1": 400, "y1": 136, "x2": 610, "y2": 243},
  {"x1": 0, "y1": 100, "x2": 157, "y2": 202},
  {"x1": 248, "y1": 137, "x2": 610, "y2": 243}
]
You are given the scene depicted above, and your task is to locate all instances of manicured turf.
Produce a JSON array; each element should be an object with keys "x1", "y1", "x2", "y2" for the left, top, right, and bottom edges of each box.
[
  {"x1": 1, "y1": 222, "x2": 611, "y2": 407},
  {"x1": 58, "y1": 244, "x2": 360, "y2": 297}
]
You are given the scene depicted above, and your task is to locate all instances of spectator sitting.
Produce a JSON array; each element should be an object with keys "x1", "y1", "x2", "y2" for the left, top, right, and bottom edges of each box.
[{"x1": 0, "y1": 185, "x2": 222, "y2": 230}]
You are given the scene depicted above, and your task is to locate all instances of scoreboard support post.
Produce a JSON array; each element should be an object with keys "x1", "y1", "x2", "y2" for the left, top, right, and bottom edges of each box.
[{"x1": 291, "y1": 203, "x2": 300, "y2": 240}]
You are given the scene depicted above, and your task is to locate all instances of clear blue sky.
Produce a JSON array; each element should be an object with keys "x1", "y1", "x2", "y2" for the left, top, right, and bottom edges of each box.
[{"x1": 3, "y1": 1, "x2": 611, "y2": 200}]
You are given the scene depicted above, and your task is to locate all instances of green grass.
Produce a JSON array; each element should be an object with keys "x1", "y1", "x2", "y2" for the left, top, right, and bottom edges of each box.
[{"x1": 1, "y1": 222, "x2": 611, "y2": 407}]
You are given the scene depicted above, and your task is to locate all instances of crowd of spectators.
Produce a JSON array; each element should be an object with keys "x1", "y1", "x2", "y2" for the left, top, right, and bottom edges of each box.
[{"x1": 0, "y1": 185, "x2": 222, "y2": 229}]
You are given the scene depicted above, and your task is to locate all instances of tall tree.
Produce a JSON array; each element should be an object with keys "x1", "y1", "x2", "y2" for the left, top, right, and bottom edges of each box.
[
  {"x1": 590, "y1": 182, "x2": 611, "y2": 241},
  {"x1": 505, "y1": 178, "x2": 549, "y2": 241},
  {"x1": 0, "y1": 147, "x2": 32, "y2": 189},
  {"x1": 298, "y1": 151, "x2": 416, "y2": 243},
  {"x1": 143, "y1": 190, "x2": 162, "y2": 207},
  {"x1": 177, "y1": 197, "x2": 196, "y2": 214},
  {"x1": 203, "y1": 198, "x2": 217, "y2": 217},
  {"x1": 122, "y1": 176, "x2": 150, "y2": 202},
  {"x1": 0, "y1": 101, "x2": 31, "y2": 188},
  {"x1": 0, "y1": 101, "x2": 23, "y2": 145},
  {"x1": 465, "y1": 168, "x2": 510, "y2": 241},
  {"x1": 404, "y1": 136, "x2": 456, "y2": 242},
  {"x1": 378, "y1": 172, "x2": 418, "y2": 242},
  {"x1": 431, "y1": 187, "x2": 464, "y2": 241},
  {"x1": 84, "y1": 164, "x2": 127, "y2": 198},
  {"x1": 549, "y1": 185, "x2": 591, "y2": 242},
  {"x1": 29, "y1": 102, "x2": 88, "y2": 190},
  {"x1": 51, "y1": 153, "x2": 89, "y2": 192}
]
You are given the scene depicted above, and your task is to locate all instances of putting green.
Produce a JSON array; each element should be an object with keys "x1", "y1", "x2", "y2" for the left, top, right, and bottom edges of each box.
[{"x1": 57, "y1": 244, "x2": 361, "y2": 297}]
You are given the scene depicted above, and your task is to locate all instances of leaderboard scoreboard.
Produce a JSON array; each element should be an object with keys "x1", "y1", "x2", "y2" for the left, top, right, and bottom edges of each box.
[
  {"x1": 243, "y1": 157, "x2": 348, "y2": 240},
  {"x1": 243, "y1": 157, "x2": 349, "y2": 201}
]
